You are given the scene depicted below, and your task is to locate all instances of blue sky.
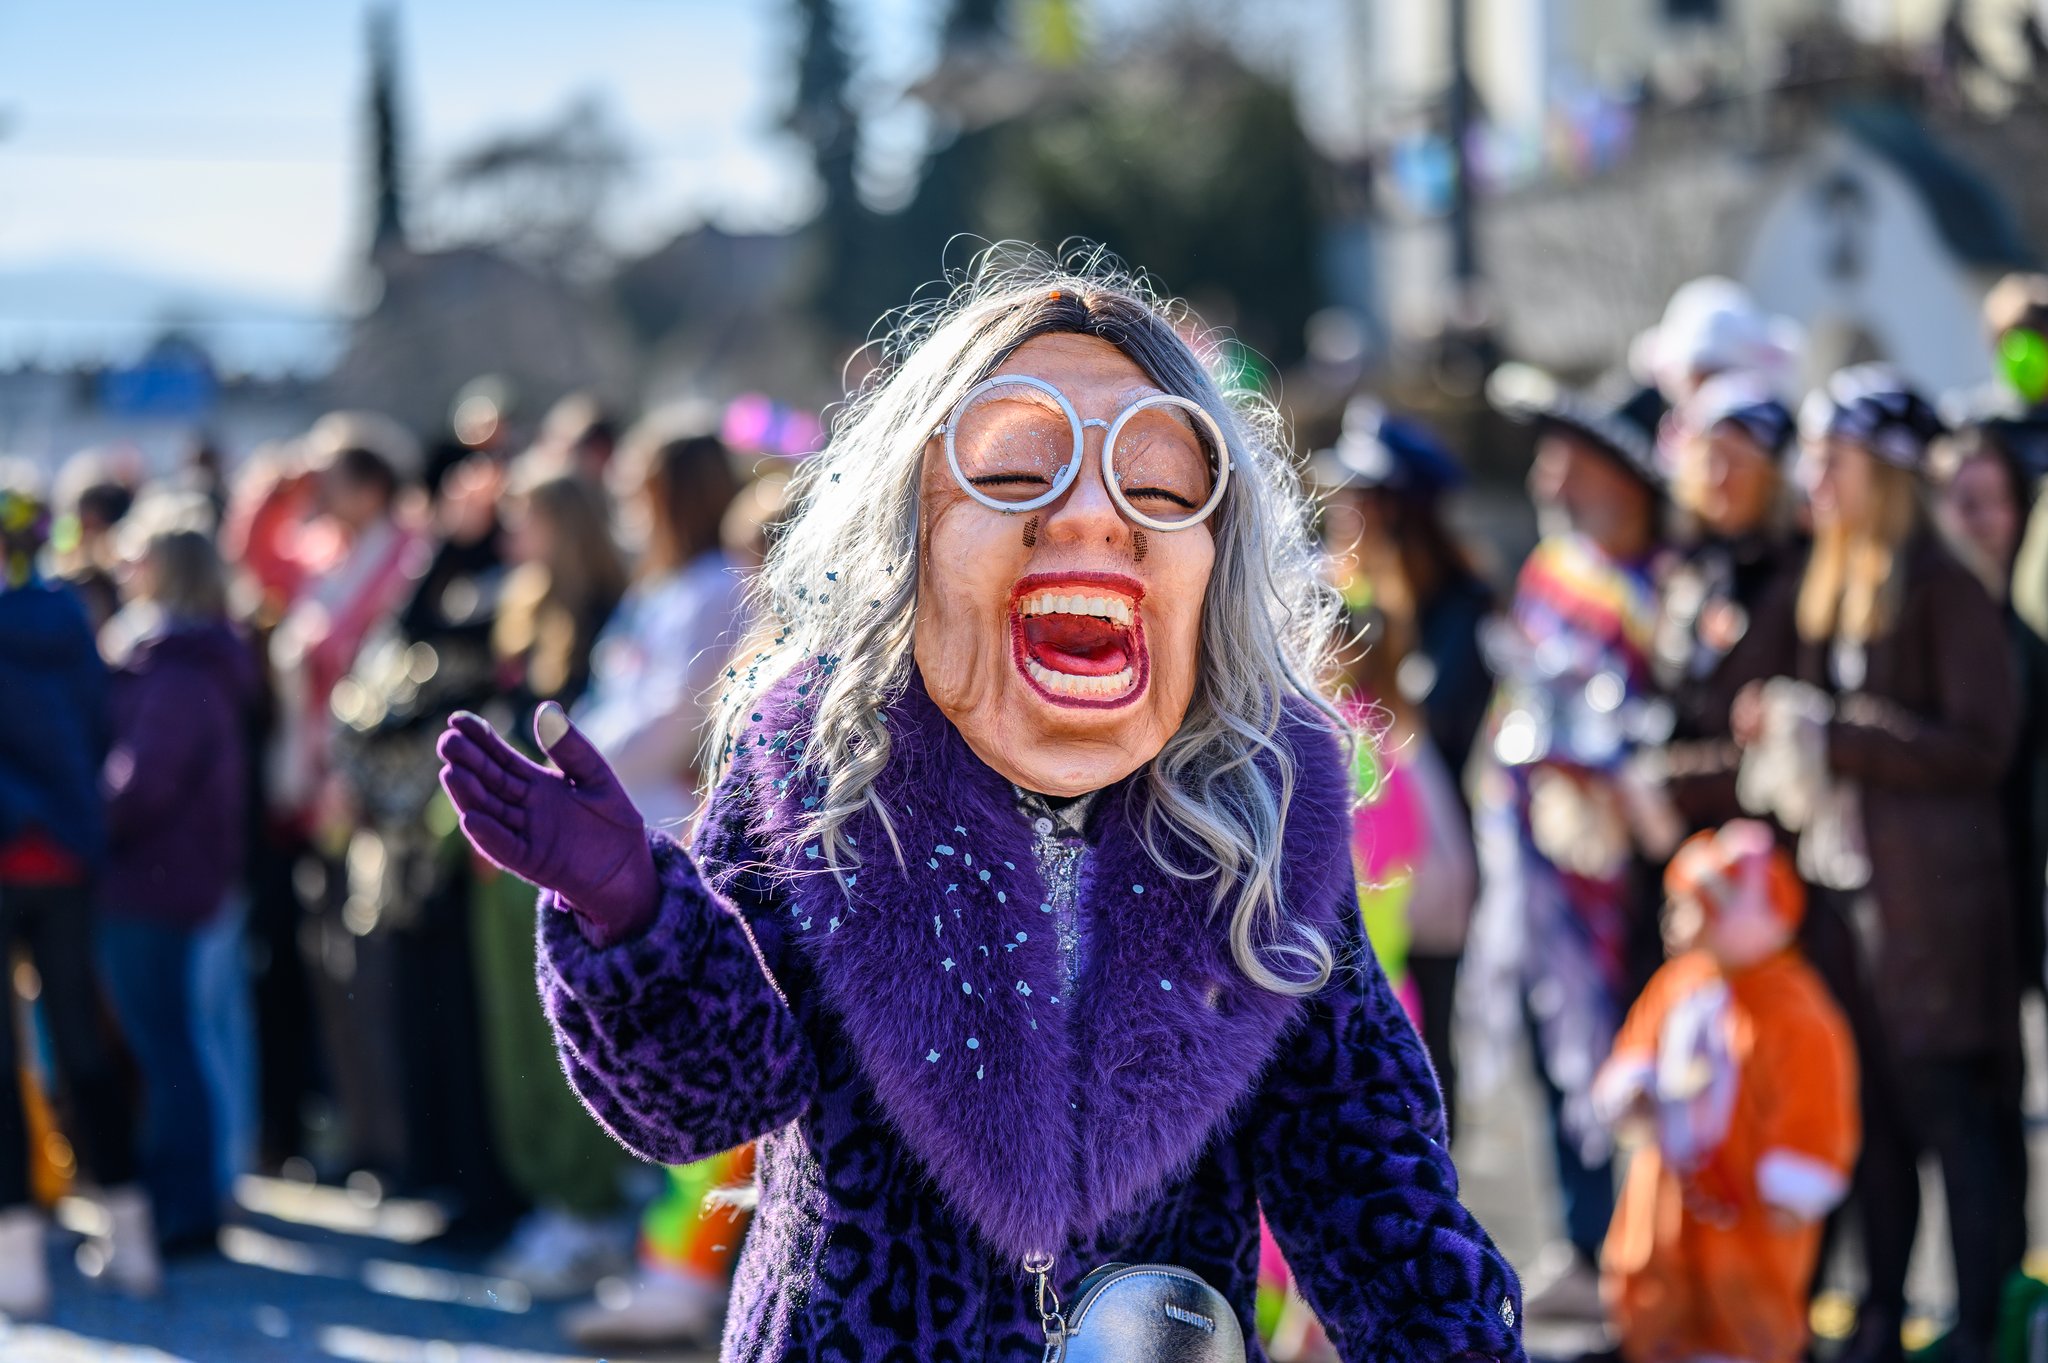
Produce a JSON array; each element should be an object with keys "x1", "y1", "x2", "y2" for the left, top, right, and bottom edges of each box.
[
  {"x1": 0, "y1": 0, "x2": 950, "y2": 306},
  {"x1": 0, "y1": 0, "x2": 1348, "y2": 318}
]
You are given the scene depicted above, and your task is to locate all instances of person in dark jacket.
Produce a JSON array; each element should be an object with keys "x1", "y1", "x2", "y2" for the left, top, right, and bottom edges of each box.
[
  {"x1": 1314, "y1": 398, "x2": 1492, "y2": 1133},
  {"x1": 0, "y1": 485, "x2": 155, "y2": 1316},
  {"x1": 97, "y1": 518, "x2": 259, "y2": 1253},
  {"x1": 436, "y1": 266, "x2": 1525, "y2": 1362},
  {"x1": 1734, "y1": 367, "x2": 2021, "y2": 1363},
  {"x1": 1642, "y1": 374, "x2": 1804, "y2": 836}
]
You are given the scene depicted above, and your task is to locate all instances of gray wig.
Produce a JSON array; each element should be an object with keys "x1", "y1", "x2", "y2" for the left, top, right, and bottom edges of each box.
[{"x1": 712, "y1": 245, "x2": 1344, "y2": 994}]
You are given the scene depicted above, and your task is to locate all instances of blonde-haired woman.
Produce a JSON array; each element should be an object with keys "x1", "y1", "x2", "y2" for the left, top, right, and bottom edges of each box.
[
  {"x1": 97, "y1": 518, "x2": 260, "y2": 1260},
  {"x1": 436, "y1": 250, "x2": 1522, "y2": 1361},
  {"x1": 1735, "y1": 366, "x2": 2021, "y2": 1363}
]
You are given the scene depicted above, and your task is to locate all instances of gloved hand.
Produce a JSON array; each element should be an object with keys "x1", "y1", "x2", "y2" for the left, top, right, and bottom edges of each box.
[{"x1": 437, "y1": 702, "x2": 658, "y2": 947}]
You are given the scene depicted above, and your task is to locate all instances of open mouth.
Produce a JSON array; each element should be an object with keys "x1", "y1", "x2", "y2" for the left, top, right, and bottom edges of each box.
[{"x1": 1009, "y1": 572, "x2": 1147, "y2": 707}]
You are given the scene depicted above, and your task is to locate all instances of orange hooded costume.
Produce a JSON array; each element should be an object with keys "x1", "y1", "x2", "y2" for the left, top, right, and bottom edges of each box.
[{"x1": 1595, "y1": 823, "x2": 1860, "y2": 1363}]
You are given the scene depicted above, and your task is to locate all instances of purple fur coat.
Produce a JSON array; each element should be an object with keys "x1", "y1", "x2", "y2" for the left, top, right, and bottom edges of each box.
[{"x1": 538, "y1": 666, "x2": 1525, "y2": 1362}]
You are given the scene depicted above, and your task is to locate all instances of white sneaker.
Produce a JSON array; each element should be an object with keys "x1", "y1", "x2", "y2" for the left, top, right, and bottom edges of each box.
[
  {"x1": 1520, "y1": 1242, "x2": 1604, "y2": 1321},
  {"x1": 486, "y1": 1208, "x2": 632, "y2": 1302},
  {"x1": 98, "y1": 1185, "x2": 163, "y2": 1298},
  {"x1": 563, "y1": 1269, "x2": 726, "y2": 1348},
  {"x1": 0, "y1": 1207, "x2": 50, "y2": 1319}
]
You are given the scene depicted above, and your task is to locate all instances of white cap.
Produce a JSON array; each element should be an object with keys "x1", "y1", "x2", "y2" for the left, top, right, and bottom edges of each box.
[{"x1": 1632, "y1": 277, "x2": 1803, "y2": 402}]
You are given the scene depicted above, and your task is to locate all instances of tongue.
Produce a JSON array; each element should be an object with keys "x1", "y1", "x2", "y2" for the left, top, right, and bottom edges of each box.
[{"x1": 1023, "y1": 613, "x2": 1132, "y2": 677}]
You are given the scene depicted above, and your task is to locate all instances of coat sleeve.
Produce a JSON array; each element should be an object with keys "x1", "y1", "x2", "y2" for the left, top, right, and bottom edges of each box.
[
  {"x1": 538, "y1": 811, "x2": 818, "y2": 1166},
  {"x1": 1825, "y1": 562, "x2": 2018, "y2": 791},
  {"x1": 1249, "y1": 905, "x2": 1525, "y2": 1363},
  {"x1": 1751, "y1": 979, "x2": 1860, "y2": 1222}
]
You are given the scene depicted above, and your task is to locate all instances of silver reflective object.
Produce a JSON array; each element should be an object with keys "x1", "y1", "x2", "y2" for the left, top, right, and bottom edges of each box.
[{"x1": 1043, "y1": 1263, "x2": 1246, "y2": 1363}]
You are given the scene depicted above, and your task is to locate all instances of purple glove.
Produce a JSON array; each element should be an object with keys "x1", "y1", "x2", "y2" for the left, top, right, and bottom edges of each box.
[{"x1": 437, "y1": 702, "x2": 658, "y2": 947}]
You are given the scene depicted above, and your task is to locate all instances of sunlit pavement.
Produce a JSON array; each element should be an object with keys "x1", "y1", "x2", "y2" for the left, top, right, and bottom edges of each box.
[
  {"x1": 32, "y1": 997, "x2": 2048, "y2": 1363},
  {"x1": 4, "y1": 1176, "x2": 714, "y2": 1363}
]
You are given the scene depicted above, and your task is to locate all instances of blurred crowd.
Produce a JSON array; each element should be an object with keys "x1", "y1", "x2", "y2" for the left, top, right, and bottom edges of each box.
[
  {"x1": 0, "y1": 384, "x2": 791, "y2": 1345},
  {"x1": 1307, "y1": 269, "x2": 2048, "y2": 1363},
  {"x1": 0, "y1": 267, "x2": 2045, "y2": 1363}
]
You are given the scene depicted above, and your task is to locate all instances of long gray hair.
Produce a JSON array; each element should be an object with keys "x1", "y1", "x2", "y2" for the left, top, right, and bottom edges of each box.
[{"x1": 712, "y1": 245, "x2": 1343, "y2": 994}]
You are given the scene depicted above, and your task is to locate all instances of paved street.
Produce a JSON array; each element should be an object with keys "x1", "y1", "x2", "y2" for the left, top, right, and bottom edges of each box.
[
  {"x1": 5, "y1": 1178, "x2": 712, "y2": 1363},
  {"x1": 26, "y1": 1002, "x2": 2048, "y2": 1362}
]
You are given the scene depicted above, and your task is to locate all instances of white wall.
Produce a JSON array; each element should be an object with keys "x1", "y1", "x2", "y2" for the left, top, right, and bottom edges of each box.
[{"x1": 1738, "y1": 130, "x2": 1992, "y2": 397}]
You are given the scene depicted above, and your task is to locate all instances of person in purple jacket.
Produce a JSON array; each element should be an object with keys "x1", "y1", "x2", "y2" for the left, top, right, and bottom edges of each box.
[
  {"x1": 438, "y1": 252, "x2": 1524, "y2": 1362},
  {"x1": 98, "y1": 514, "x2": 259, "y2": 1255}
]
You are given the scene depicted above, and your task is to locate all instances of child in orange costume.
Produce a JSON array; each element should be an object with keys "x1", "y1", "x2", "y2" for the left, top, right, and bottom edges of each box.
[{"x1": 1594, "y1": 820, "x2": 1859, "y2": 1363}]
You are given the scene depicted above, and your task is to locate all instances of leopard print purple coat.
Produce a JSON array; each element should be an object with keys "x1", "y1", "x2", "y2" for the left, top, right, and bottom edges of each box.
[{"x1": 538, "y1": 668, "x2": 1524, "y2": 1362}]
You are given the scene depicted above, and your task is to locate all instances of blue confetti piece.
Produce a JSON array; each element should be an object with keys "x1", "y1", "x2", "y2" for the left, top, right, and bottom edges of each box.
[
  {"x1": 1015, "y1": 932, "x2": 1028, "y2": 942},
  {"x1": 1003, "y1": 861, "x2": 1015, "y2": 870},
  {"x1": 1039, "y1": 903, "x2": 1053, "y2": 913},
  {"x1": 846, "y1": 873, "x2": 857, "y2": 887},
  {"x1": 805, "y1": 845, "x2": 820, "y2": 859},
  {"x1": 962, "y1": 981, "x2": 973, "y2": 995},
  {"x1": 978, "y1": 869, "x2": 991, "y2": 883},
  {"x1": 828, "y1": 917, "x2": 840, "y2": 932},
  {"x1": 1016, "y1": 981, "x2": 1032, "y2": 996},
  {"x1": 1160, "y1": 979, "x2": 1173, "y2": 991},
  {"x1": 966, "y1": 1036, "x2": 980, "y2": 1050},
  {"x1": 928, "y1": 858, "x2": 940, "y2": 869},
  {"x1": 926, "y1": 1049, "x2": 940, "y2": 1063},
  {"x1": 976, "y1": 1065, "x2": 984, "y2": 1080},
  {"x1": 945, "y1": 884, "x2": 958, "y2": 894},
  {"x1": 826, "y1": 571, "x2": 838, "y2": 581},
  {"x1": 996, "y1": 890, "x2": 1007, "y2": 903},
  {"x1": 979, "y1": 945, "x2": 989, "y2": 957},
  {"x1": 941, "y1": 957, "x2": 955, "y2": 971},
  {"x1": 802, "y1": 796, "x2": 818, "y2": 809},
  {"x1": 1132, "y1": 884, "x2": 1145, "y2": 895},
  {"x1": 936, "y1": 844, "x2": 955, "y2": 856},
  {"x1": 800, "y1": 917, "x2": 812, "y2": 931},
  {"x1": 964, "y1": 852, "x2": 974, "y2": 867},
  {"x1": 1029, "y1": 1018, "x2": 1038, "y2": 1030}
]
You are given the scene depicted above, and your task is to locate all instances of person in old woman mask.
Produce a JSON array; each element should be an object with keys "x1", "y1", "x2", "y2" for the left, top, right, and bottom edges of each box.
[{"x1": 437, "y1": 253, "x2": 1523, "y2": 1363}]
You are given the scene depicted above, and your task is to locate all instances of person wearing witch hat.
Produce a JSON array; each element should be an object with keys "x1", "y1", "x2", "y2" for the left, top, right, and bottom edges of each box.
[
  {"x1": 1314, "y1": 400, "x2": 1494, "y2": 1137},
  {"x1": 1462, "y1": 366, "x2": 1669, "y2": 1322}
]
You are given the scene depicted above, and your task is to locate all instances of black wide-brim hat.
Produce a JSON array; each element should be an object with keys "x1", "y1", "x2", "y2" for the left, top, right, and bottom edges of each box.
[{"x1": 1486, "y1": 362, "x2": 1667, "y2": 492}]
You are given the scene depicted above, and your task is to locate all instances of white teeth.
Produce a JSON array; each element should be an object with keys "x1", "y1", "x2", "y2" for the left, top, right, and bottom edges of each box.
[
  {"x1": 1017, "y1": 591, "x2": 1135, "y2": 627},
  {"x1": 1025, "y1": 659, "x2": 1138, "y2": 700}
]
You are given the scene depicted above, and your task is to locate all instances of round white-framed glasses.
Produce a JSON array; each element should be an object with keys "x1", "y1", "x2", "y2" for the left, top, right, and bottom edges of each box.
[{"x1": 936, "y1": 374, "x2": 1231, "y2": 533}]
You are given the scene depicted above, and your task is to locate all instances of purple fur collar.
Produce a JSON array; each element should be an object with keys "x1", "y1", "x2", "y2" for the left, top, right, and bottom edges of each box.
[{"x1": 730, "y1": 666, "x2": 1353, "y2": 1262}]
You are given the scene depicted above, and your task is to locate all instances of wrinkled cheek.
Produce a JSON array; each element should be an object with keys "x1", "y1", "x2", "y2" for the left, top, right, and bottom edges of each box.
[
  {"x1": 1144, "y1": 614, "x2": 1204, "y2": 722},
  {"x1": 914, "y1": 594, "x2": 1002, "y2": 712}
]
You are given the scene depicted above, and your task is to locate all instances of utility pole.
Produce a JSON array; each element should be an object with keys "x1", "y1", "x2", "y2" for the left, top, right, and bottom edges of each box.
[
  {"x1": 1448, "y1": 0, "x2": 1479, "y2": 299},
  {"x1": 1439, "y1": 0, "x2": 1497, "y2": 391}
]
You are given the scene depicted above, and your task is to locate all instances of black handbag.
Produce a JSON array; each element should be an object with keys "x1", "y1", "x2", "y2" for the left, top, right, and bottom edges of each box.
[{"x1": 1029, "y1": 1255, "x2": 1247, "y2": 1363}]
